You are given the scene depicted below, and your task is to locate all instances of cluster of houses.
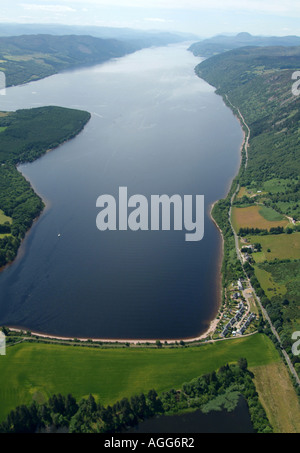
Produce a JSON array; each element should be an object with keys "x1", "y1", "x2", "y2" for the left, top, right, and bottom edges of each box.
[
  {"x1": 221, "y1": 302, "x2": 245, "y2": 337},
  {"x1": 221, "y1": 308, "x2": 257, "y2": 338},
  {"x1": 239, "y1": 312, "x2": 256, "y2": 335},
  {"x1": 220, "y1": 279, "x2": 257, "y2": 338}
]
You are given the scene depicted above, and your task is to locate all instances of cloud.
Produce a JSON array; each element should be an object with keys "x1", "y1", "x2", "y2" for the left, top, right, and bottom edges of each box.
[
  {"x1": 57, "y1": 0, "x2": 300, "y2": 15},
  {"x1": 21, "y1": 3, "x2": 76, "y2": 13},
  {"x1": 144, "y1": 18, "x2": 173, "y2": 23}
]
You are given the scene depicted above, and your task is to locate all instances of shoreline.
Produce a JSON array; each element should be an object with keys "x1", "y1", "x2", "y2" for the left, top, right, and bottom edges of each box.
[{"x1": 7, "y1": 318, "x2": 220, "y2": 345}]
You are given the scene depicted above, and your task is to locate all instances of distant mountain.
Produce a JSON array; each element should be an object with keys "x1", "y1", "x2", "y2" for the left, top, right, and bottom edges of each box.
[
  {"x1": 0, "y1": 23, "x2": 198, "y2": 47},
  {"x1": 0, "y1": 24, "x2": 198, "y2": 88},
  {"x1": 189, "y1": 32, "x2": 300, "y2": 57}
]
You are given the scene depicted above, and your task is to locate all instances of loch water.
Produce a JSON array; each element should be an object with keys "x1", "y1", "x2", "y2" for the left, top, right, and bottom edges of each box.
[{"x1": 0, "y1": 44, "x2": 243, "y2": 339}]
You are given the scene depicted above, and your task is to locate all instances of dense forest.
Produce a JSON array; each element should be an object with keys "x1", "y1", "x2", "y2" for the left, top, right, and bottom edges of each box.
[
  {"x1": 0, "y1": 106, "x2": 91, "y2": 268},
  {"x1": 0, "y1": 358, "x2": 272, "y2": 434}
]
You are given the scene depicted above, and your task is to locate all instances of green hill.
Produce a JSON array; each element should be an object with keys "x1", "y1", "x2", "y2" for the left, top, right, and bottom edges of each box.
[
  {"x1": 0, "y1": 34, "x2": 137, "y2": 87},
  {"x1": 195, "y1": 46, "x2": 300, "y2": 217}
]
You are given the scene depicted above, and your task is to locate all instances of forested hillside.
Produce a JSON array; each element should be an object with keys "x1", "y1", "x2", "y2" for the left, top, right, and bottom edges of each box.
[
  {"x1": 195, "y1": 46, "x2": 300, "y2": 373},
  {"x1": 196, "y1": 46, "x2": 300, "y2": 219},
  {"x1": 0, "y1": 34, "x2": 137, "y2": 87},
  {"x1": 0, "y1": 106, "x2": 91, "y2": 268}
]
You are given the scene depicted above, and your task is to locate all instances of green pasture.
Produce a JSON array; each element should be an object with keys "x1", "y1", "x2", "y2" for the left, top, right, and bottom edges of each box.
[
  {"x1": 250, "y1": 232, "x2": 300, "y2": 263},
  {"x1": 0, "y1": 334, "x2": 279, "y2": 422},
  {"x1": 262, "y1": 179, "x2": 297, "y2": 194},
  {"x1": 254, "y1": 260, "x2": 300, "y2": 302},
  {"x1": 258, "y1": 206, "x2": 286, "y2": 222}
]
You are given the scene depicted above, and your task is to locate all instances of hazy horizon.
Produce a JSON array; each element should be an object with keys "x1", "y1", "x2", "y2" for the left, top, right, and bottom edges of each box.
[{"x1": 0, "y1": 1, "x2": 299, "y2": 38}]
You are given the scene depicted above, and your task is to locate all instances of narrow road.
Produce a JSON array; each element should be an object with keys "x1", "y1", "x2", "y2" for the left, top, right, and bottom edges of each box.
[{"x1": 225, "y1": 94, "x2": 250, "y2": 169}]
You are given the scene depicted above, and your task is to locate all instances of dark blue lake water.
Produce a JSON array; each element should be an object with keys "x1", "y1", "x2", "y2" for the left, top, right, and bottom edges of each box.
[{"x1": 0, "y1": 44, "x2": 243, "y2": 340}]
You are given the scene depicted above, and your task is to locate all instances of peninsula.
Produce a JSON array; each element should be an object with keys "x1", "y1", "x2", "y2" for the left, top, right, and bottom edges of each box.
[{"x1": 0, "y1": 106, "x2": 91, "y2": 269}]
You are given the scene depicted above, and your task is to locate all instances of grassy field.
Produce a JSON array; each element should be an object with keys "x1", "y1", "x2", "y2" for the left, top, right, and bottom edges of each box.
[
  {"x1": 255, "y1": 260, "x2": 300, "y2": 308},
  {"x1": 0, "y1": 209, "x2": 12, "y2": 238},
  {"x1": 0, "y1": 209, "x2": 12, "y2": 224},
  {"x1": 252, "y1": 362, "x2": 300, "y2": 433},
  {"x1": 232, "y1": 205, "x2": 289, "y2": 231},
  {"x1": 237, "y1": 187, "x2": 249, "y2": 198},
  {"x1": 0, "y1": 334, "x2": 280, "y2": 422},
  {"x1": 259, "y1": 206, "x2": 287, "y2": 222},
  {"x1": 250, "y1": 233, "x2": 300, "y2": 262},
  {"x1": 254, "y1": 266, "x2": 287, "y2": 299},
  {"x1": 262, "y1": 178, "x2": 297, "y2": 194}
]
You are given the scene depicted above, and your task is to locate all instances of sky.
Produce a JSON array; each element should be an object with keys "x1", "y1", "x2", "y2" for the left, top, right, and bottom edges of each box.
[{"x1": 1, "y1": 0, "x2": 300, "y2": 38}]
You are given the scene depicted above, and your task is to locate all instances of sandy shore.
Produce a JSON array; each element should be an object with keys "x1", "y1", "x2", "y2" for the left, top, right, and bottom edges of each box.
[{"x1": 8, "y1": 316, "x2": 221, "y2": 345}]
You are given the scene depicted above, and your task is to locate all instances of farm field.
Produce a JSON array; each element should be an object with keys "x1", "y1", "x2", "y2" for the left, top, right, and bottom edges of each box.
[
  {"x1": 252, "y1": 361, "x2": 300, "y2": 433},
  {"x1": 232, "y1": 205, "x2": 289, "y2": 231},
  {"x1": 0, "y1": 334, "x2": 279, "y2": 422},
  {"x1": 254, "y1": 260, "x2": 300, "y2": 305},
  {"x1": 254, "y1": 266, "x2": 287, "y2": 300},
  {"x1": 249, "y1": 232, "x2": 300, "y2": 262}
]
